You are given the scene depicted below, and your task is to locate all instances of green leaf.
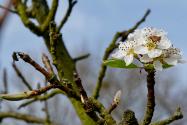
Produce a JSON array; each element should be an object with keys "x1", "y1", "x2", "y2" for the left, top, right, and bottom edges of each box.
[
  {"x1": 144, "y1": 64, "x2": 174, "y2": 70},
  {"x1": 163, "y1": 64, "x2": 174, "y2": 69},
  {"x1": 103, "y1": 58, "x2": 139, "y2": 69}
]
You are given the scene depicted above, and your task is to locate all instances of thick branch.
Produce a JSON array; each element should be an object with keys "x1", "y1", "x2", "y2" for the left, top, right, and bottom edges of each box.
[
  {"x1": 142, "y1": 70, "x2": 156, "y2": 125},
  {"x1": 92, "y1": 9, "x2": 151, "y2": 99},
  {"x1": 89, "y1": 98, "x2": 116, "y2": 125}
]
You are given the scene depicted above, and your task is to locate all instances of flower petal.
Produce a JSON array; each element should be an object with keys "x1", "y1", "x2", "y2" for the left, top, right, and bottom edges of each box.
[
  {"x1": 111, "y1": 51, "x2": 124, "y2": 59},
  {"x1": 153, "y1": 60, "x2": 163, "y2": 71},
  {"x1": 163, "y1": 58, "x2": 178, "y2": 65},
  {"x1": 134, "y1": 46, "x2": 149, "y2": 54},
  {"x1": 157, "y1": 37, "x2": 171, "y2": 49},
  {"x1": 124, "y1": 54, "x2": 133, "y2": 66},
  {"x1": 140, "y1": 55, "x2": 153, "y2": 63},
  {"x1": 148, "y1": 49, "x2": 162, "y2": 58}
]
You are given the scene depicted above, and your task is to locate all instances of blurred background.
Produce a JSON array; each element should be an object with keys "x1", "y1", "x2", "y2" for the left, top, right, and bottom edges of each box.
[{"x1": 0, "y1": 0, "x2": 187, "y2": 125}]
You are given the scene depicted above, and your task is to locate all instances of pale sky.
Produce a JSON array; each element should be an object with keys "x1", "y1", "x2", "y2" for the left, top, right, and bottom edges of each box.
[{"x1": 1, "y1": 0, "x2": 186, "y2": 83}]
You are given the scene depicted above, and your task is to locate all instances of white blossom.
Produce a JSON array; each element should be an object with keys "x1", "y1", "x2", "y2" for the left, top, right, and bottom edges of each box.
[
  {"x1": 162, "y1": 47, "x2": 185, "y2": 65},
  {"x1": 112, "y1": 41, "x2": 142, "y2": 66},
  {"x1": 112, "y1": 27, "x2": 185, "y2": 71},
  {"x1": 128, "y1": 27, "x2": 171, "y2": 58},
  {"x1": 140, "y1": 47, "x2": 185, "y2": 71}
]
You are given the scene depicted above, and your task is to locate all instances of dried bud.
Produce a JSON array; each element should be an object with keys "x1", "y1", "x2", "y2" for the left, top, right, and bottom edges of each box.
[
  {"x1": 114, "y1": 90, "x2": 122, "y2": 104},
  {"x1": 80, "y1": 95, "x2": 85, "y2": 104}
]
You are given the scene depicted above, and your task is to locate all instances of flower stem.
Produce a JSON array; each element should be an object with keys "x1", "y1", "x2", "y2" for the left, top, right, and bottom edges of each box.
[{"x1": 142, "y1": 69, "x2": 155, "y2": 125}]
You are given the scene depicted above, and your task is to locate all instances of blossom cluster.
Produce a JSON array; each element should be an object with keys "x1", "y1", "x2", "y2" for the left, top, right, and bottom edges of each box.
[{"x1": 112, "y1": 27, "x2": 185, "y2": 71}]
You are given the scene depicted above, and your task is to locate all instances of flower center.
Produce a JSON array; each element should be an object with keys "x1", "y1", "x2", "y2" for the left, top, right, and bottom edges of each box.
[
  {"x1": 146, "y1": 42, "x2": 156, "y2": 50},
  {"x1": 127, "y1": 48, "x2": 134, "y2": 55},
  {"x1": 146, "y1": 35, "x2": 161, "y2": 50},
  {"x1": 149, "y1": 35, "x2": 161, "y2": 43}
]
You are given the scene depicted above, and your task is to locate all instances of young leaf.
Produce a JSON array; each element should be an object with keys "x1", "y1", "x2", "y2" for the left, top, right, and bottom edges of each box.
[
  {"x1": 103, "y1": 58, "x2": 138, "y2": 69},
  {"x1": 163, "y1": 64, "x2": 173, "y2": 69},
  {"x1": 144, "y1": 64, "x2": 173, "y2": 70}
]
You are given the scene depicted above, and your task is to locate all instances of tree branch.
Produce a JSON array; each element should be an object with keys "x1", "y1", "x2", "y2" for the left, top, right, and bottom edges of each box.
[
  {"x1": 42, "y1": 53, "x2": 54, "y2": 75},
  {"x1": 0, "y1": 112, "x2": 46, "y2": 124},
  {"x1": 141, "y1": 70, "x2": 156, "y2": 125},
  {"x1": 0, "y1": 4, "x2": 18, "y2": 14},
  {"x1": 150, "y1": 107, "x2": 183, "y2": 125},
  {"x1": 12, "y1": 0, "x2": 42, "y2": 36},
  {"x1": 120, "y1": 9, "x2": 151, "y2": 41},
  {"x1": 58, "y1": 0, "x2": 77, "y2": 31},
  {"x1": 89, "y1": 98, "x2": 116, "y2": 125},
  {"x1": 73, "y1": 53, "x2": 90, "y2": 62},
  {"x1": 12, "y1": 62, "x2": 33, "y2": 90},
  {"x1": 0, "y1": 84, "x2": 55, "y2": 101},
  {"x1": 107, "y1": 90, "x2": 121, "y2": 114},
  {"x1": 18, "y1": 89, "x2": 63, "y2": 109},
  {"x1": 15, "y1": 52, "x2": 52, "y2": 80},
  {"x1": 3, "y1": 69, "x2": 8, "y2": 94},
  {"x1": 41, "y1": 0, "x2": 59, "y2": 32}
]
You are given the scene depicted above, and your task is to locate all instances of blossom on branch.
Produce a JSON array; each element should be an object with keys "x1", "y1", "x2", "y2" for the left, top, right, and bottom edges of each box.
[{"x1": 111, "y1": 27, "x2": 185, "y2": 71}]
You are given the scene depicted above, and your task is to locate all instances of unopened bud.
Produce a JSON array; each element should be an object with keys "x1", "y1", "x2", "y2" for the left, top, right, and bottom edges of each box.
[
  {"x1": 114, "y1": 90, "x2": 122, "y2": 104},
  {"x1": 80, "y1": 95, "x2": 85, "y2": 104}
]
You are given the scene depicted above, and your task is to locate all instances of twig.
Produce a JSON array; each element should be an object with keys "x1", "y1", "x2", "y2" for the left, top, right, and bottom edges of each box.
[
  {"x1": 18, "y1": 89, "x2": 63, "y2": 109},
  {"x1": 0, "y1": 112, "x2": 46, "y2": 124},
  {"x1": 12, "y1": 62, "x2": 32, "y2": 90},
  {"x1": 92, "y1": 32, "x2": 120, "y2": 99},
  {"x1": 58, "y1": 0, "x2": 77, "y2": 31},
  {"x1": 150, "y1": 107, "x2": 183, "y2": 125},
  {"x1": 73, "y1": 53, "x2": 90, "y2": 62},
  {"x1": 120, "y1": 9, "x2": 151, "y2": 41},
  {"x1": 92, "y1": 9, "x2": 151, "y2": 99},
  {"x1": 43, "y1": 99, "x2": 51, "y2": 124},
  {"x1": 41, "y1": 0, "x2": 59, "y2": 32},
  {"x1": 12, "y1": 0, "x2": 42, "y2": 36},
  {"x1": 141, "y1": 70, "x2": 156, "y2": 125},
  {"x1": 16, "y1": 52, "x2": 52, "y2": 80},
  {"x1": 3, "y1": 69, "x2": 8, "y2": 94},
  {"x1": 0, "y1": 84, "x2": 55, "y2": 101},
  {"x1": 107, "y1": 90, "x2": 121, "y2": 114},
  {"x1": 0, "y1": 0, "x2": 12, "y2": 29},
  {"x1": 42, "y1": 53, "x2": 54, "y2": 74},
  {"x1": 0, "y1": 4, "x2": 18, "y2": 14}
]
